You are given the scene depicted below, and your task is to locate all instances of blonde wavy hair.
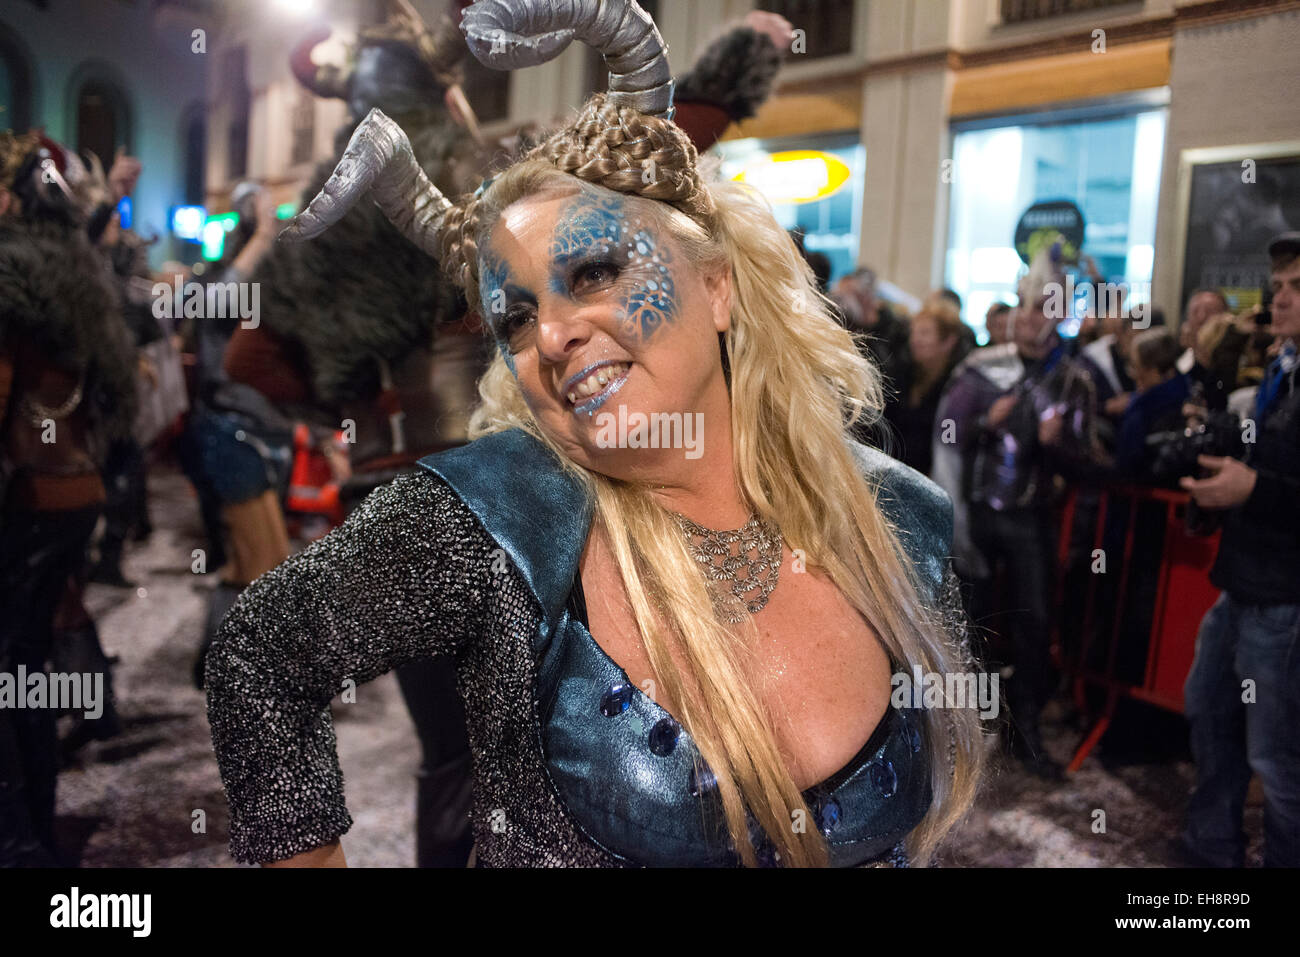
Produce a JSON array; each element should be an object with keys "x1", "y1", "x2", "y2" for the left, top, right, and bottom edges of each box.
[{"x1": 439, "y1": 95, "x2": 985, "y2": 867}]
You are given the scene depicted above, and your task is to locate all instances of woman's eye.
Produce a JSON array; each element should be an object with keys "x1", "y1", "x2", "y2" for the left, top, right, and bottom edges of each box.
[
  {"x1": 573, "y1": 261, "x2": 619, "y2": 291},
  {"x1": 500, "y1": 304, "x2": 535, "y2": 335}
]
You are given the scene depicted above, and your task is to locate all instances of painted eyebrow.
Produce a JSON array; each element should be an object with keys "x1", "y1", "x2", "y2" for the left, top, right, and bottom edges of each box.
[
  {"x1": 551, "y1": 243, "x2": 621, "y2": 270},
  {"x1": 502, "y1": 283, "x2": 537, "y2": 304}
]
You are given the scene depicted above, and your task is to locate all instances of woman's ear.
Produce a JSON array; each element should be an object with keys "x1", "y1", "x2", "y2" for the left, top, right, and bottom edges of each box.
[{"x1": 703, "y1": 261, "x2": 734, "y2": 334}]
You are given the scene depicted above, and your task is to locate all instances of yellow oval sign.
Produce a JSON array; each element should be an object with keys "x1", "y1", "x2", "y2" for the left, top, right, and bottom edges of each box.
[{"x1": 733, "y1": 150, "x2": 852, "y2": 205}]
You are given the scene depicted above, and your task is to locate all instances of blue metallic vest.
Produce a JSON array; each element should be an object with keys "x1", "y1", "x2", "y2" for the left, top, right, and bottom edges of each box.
[{"x1": 419, "y1": 428, "x2": 953, "y2": 866}]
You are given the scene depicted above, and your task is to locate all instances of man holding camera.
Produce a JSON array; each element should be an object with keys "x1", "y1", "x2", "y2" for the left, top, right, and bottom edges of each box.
[{"x1": 1179, "y1": 233, "x2": 1300, "y2": 868}]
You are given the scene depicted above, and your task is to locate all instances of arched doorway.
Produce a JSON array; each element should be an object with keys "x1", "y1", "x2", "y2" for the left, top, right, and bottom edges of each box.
[{"x1": 67, "y1": 63, "x2": 133, "y2": 168}]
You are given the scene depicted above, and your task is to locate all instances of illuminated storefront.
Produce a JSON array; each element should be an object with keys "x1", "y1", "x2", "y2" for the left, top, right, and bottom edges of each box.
[{"x1": 944, "y1": 97, "x2": 1168, "y2": 340}]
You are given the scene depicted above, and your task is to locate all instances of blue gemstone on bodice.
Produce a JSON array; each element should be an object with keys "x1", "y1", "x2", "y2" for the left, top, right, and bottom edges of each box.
[
  {"x1": 870, "y1": 758, "x2": 898, "y2": 798},
  {"x1": 818, "y1": 798, "x2": 843, "y2": 835},
  {"x1": 599, "y1": 683, "x2": 633, "y2": 717},
  {"x1": 648, "y1": 717, "x2": 680, "y2": 756},
  {"x1": 906, "y1": 717, "x2": 922, "y2": 754}
]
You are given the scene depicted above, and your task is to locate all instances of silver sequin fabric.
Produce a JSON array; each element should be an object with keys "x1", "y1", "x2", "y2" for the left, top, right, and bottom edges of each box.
[{"x1": 206, "y1": 471, "x2": 965, "y2": 867}]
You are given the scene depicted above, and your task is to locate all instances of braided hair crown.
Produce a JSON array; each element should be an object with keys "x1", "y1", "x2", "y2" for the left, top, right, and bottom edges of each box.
[{"x1": 439, "y1": 92, "x2": 717, "y2": 306}]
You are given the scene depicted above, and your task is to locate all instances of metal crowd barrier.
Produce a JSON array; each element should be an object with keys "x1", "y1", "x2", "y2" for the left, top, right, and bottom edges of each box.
[{"x1": 1051, "y1": 484, "x2": 1222, "y2": 773}]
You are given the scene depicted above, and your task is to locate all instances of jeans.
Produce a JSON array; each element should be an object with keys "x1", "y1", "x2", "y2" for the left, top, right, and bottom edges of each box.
[
  {"x1": 970, "y1": 504, "x2": 1057, "y2": 733},
  {"x1": 1184, "y1": 592, "x2": 1300, "y2": 867}
]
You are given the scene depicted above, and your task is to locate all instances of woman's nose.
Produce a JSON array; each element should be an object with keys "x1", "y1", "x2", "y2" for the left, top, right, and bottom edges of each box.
[{"x1": 534, "y1": 304, "x2": 594, "y2": 362}]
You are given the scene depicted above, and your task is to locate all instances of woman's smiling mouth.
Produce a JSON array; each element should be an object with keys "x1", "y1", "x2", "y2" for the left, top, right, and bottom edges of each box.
[{"x1": 565, "y1": 361, "x2": 631, "y2": 415}]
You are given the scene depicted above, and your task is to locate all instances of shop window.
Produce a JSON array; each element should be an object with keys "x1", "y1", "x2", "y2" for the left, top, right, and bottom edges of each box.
[
  {"x1": 756, "y1": 0, "x2": 855, "y2": 59},
  {"x1": 1001, "y1": 0, "x2": 1136, "y2": 24},
  {"x1": 944, "y1": 106, "x2": 1167, "y2": 341}
]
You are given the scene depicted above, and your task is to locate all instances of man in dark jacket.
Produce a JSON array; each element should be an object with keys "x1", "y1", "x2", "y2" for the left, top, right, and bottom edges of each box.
[
  {"x1": 834, "y1": 267, "x2": 911, "y2": 394},
  {"x1": 1179, "y1": 233, "x2": 1300, "y2": 868},
  {"x1": 933, "y1": 245, "x2": 1103, "y2": 778}
]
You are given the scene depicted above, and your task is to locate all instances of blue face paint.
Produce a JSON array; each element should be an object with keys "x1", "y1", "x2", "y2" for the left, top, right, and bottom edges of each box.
[
  {"x1": 546, "y1": 187, "x2": 679, "y2": 344},
  {"x1": 624, "y1": 228, "x2": 676, "y2": 340},
  {"x1": 478, "y1": 240, "x2": 524, "y2": 375},
  {"x1": 496, "y1": 338, "x2": 517, "y2": 376},
  {"x1": 549, "y1": 189, "x2": 625, "y2": 266}
]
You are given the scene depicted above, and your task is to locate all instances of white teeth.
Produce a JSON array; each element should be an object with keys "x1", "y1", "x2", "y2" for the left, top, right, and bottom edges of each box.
[{"x1": 568, "y1": 363, "x2": 628, "y2": 404}]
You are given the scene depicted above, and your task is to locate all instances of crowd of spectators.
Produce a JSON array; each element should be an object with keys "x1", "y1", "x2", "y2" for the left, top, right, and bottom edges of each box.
[{"x1": 828, "y1": 237, "x2": 1300, "y2": 867}]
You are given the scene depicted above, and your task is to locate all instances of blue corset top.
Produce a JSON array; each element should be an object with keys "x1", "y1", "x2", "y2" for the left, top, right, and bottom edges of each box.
[{"x1": 537, "y1": 572, "x2": 933, "y2": 867}]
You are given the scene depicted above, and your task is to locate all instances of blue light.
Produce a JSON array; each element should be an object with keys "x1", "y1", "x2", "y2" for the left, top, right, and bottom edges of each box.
[
  {"x1": 171, "y1": 205, "x2": 207, "y2": 240},
  {"x1": 116, "y1": 196, "x2": 132, "y2": 230}
]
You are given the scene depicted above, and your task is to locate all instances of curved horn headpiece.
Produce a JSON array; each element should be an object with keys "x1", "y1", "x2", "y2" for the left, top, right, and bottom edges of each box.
[
  {"x1": 279, "y1": 108, "x2": 450, "y2": 257},
  {"x1": 461, "y1": 0, "x2": 674, "y2": 119}
]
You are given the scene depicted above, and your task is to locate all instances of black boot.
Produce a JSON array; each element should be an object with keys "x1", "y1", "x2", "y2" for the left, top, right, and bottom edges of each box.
[
  {"x1": 0, "y1": 783, "x2": 60, "y2": 868},
  {"x1": 195, "y1": 583, "x2": 242, "y2": 690},
  {"x1": 0, "y1": 709, "x2": 62, "y2": 868},
  {"x1": 52, "y1": 623, "x2": 123, "y2": 759},
  {"x1": 415, "y1": 752, "x2": 475, "y2": 867}
]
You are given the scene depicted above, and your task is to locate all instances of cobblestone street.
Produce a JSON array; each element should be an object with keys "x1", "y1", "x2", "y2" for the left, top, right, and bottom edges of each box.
[
  {"x1": 54, "y1": 463, "x2": 1264, "y2": 868},
  {"x1": 60, "y1": 465, "x2": 419, "y2": 868}
]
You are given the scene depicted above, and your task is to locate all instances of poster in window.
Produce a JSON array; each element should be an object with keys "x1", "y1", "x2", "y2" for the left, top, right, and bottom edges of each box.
[{"x1": 1181, "y1": 154, "x2": 1300, "y2": 311}]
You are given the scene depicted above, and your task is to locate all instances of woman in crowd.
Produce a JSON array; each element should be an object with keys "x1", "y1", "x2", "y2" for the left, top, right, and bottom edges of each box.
[
  {"x1": 207, "y1": 0, "x2": 985, "y2": 868},
  {"x1": 882, "y1": 298, "x2": 965, "y2": 476},
  {"x1": 1114, "y1": 328, "x2": 1190, "y2": 482}
]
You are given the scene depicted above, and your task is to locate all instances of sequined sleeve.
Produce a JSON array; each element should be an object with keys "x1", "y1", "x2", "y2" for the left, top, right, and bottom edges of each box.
[
  {"x1": 936, "y1": 563, "x2": 976, "y2": 672},
  {"x1": 205, "y1": 471, "x2": 493, "y2": 864}
]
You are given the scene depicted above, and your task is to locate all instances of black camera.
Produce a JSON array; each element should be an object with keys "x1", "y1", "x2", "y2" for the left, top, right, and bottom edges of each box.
[{"x1": 1152, "y1": 409, "x2": 1245, "y2": 482}]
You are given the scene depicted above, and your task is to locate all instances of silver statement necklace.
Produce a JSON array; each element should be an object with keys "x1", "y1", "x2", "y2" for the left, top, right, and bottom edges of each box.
[{"x1": 674, "y1": 511, "x2": 783, "y2": 624}]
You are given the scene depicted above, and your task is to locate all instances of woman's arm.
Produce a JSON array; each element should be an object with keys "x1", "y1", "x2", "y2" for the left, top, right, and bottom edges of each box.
[
  {"x1": 206, "y1": 471, "x2": 494, "y2": 866},
  {"x1": 263, "y1": 840, "x2": 347, "y2": 868}
]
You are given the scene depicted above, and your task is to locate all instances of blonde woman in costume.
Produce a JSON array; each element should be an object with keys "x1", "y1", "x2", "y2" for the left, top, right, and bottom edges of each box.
[{"x1": 207, "y1": 0, "x2": 986, "y2": 868}]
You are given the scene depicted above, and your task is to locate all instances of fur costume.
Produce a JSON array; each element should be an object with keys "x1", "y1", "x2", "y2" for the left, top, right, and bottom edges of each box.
[
  {"x1": 0, "y1": 218, "x2": 139, "y2": 443},
  {"x1": 251, "y1": 1, "x2": 487, "y2": 412},
  {"x1": 674, "y1": 25, "x2": 782, "y2": 124}
]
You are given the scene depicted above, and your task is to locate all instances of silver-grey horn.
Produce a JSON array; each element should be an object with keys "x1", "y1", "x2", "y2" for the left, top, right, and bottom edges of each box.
[
  {"x1": 279, "y1": 108, "x2": 450, "y2": 257},
  {"x1": 461, "y1": 0, "x2": 673, "y2": 119}
]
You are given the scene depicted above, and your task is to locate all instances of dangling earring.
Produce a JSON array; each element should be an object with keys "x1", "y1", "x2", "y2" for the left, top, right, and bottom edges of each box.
[{"x1": 719, "y1": 331, "x2": 732, "y2": 392}]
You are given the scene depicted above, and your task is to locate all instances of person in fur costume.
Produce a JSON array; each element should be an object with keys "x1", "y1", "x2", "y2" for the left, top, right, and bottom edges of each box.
[{"x1": 0, "y1": 130, "x2": 139, "y2": 865}]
